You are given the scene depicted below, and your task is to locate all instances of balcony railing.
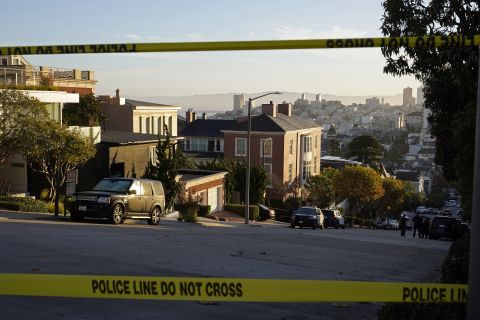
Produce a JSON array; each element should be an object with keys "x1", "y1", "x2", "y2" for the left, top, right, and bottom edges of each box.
[{"x1": 0, "y1": 65, "x2": 94, "y2": 87}]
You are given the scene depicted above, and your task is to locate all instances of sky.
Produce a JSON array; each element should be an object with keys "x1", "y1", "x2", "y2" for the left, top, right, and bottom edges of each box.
[{"x1": 1, "y1": 0, "x2": 420, "y2": 98}]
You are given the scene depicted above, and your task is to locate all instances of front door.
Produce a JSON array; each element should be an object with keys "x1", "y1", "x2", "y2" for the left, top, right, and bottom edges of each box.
[{"x1": 208, "y1": 187, "x2": 218, "y2": 212}]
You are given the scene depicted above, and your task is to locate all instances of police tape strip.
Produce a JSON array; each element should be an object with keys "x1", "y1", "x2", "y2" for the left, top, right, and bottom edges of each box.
[
  {"x1": 0, "y1": 35, "x2": 479, "y2": 55},
  {"x1": 0, "y1": 273, "x2": 468, "y2": 303}
]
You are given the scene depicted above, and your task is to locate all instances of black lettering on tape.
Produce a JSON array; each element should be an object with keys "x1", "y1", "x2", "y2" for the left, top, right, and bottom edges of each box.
[
  {"x1": 236, "y1": 283, "x2": 243, "y2": 297},
  {"x1": 403, "y1": 287, "x2": 410, "y2": 301},
  {"x1": 160, "y1": 281, "x2": 176, "y2": 296},
  {"x1": 326, "y1": 39, "x2": 334, "y2": 48},
  {"x1": 180, "y1": 281, "x2": 202, "y2": 296}
]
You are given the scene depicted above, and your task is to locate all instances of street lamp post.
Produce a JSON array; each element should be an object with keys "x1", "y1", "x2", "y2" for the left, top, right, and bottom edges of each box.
[{"x1": 245, "y1": 92, "x2": 281, "y2": 224}]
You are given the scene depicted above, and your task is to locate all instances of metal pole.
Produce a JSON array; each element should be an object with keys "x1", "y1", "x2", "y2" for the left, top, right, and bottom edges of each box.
[
  {"x1": 467, "y1": 46, "x2": 480, "y2": 320},
  {"x1": 245, "y1": 98, "x2": 252, "y2": 224}
]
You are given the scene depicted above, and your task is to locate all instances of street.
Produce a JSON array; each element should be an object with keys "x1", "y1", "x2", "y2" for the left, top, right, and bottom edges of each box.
[{"x1": 0, "y1": 213, "x2": 452, "y2": 319}]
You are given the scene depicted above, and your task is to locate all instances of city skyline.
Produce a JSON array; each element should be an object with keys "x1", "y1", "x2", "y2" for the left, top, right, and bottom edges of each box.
[{"x1": 1, "y1": 0, "x2": 421, "y2": 97}]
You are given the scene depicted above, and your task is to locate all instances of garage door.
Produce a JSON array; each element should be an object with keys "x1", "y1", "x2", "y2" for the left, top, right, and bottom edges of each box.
[{"x1": 208, "y1": 187, "x2": 218, "y2": 212}]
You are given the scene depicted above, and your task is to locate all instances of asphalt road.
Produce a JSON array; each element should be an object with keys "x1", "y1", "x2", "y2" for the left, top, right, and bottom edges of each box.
[{"x1": 0, "y1": 213, "x2": 452, "y2": 320}]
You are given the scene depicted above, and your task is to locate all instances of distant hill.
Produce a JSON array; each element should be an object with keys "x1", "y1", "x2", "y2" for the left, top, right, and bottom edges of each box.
[{"x1": 127, "y1": 92, "x2": 404, "y2": 113}]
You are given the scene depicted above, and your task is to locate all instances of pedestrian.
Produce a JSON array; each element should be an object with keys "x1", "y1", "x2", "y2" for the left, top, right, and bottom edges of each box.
[
  {"x1": 413, "y1": 212, "x2": 421, "y2": 237},
  {"x1": 424, "y1": 217, "x2": 430, "y2": 239},
  {"x1": 419, "y1": 217, "x2": 425, "y2": 238},
  {"x1": 399, "y1": 215, "x2": 407, "y2": 237}
]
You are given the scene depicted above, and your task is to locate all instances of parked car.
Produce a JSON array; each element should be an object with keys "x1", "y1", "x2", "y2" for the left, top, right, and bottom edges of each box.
[
  {"x1": 385, "y1": 218, "x2": 399, "y2": 230},
  {"x1": 429, "y1": 216, "x2": 469, "y2": 240},
  {"x1": 70, "y1": 178, "x2": 165, "y2": 225},
  {"x1": 258, "y1": 204, "x2": 275, "y2": 220},
  {"x1": 373, "y1": 218, "x2": 385, "y2": 229},
  {"x1": 321, "y1": 209, "x2": 345, "y2": 229},
  {"x1": 290, "y1": 207, "x2": 324, "y2": 229},
  {"x1": 275, "y1": 208, "x2": 294, "y2": 222}
]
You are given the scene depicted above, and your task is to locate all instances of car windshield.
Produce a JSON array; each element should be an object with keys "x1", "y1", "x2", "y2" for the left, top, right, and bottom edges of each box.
[
  {"x1": 295, "y1": 208, "x2": 316, "y2": 215},
  {"x1": 93, "y1": 179, "x2": 132, "y2": 193}
]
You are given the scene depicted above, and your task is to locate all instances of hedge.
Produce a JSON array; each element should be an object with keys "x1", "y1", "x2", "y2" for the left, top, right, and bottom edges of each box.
[
  {"x1": 0, "y1": 196, "x2": 49, "y2": 213},
  {"x1": 225, "y1": 204, "x2": 259, "y2": 220}
]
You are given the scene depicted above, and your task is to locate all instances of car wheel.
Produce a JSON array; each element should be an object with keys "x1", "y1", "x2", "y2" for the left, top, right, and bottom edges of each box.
[
  {"x1": 312, "y1": 223, "x2": 317, "y2": 230},
  {"x1": 290, "y1": 223, "x2": 295, "y2": 228},
  {"x1": 111, "y1": 204, "x2": 124, "y2": 225},
  {"x1": 71, "y1": 211, "x2": 84, "y2": 222},
  {"x1": 342, "y1": 224, "x2": 345, "y2": 229},
  {"x1": 148, "y1": 206, "x2": 161, "y2": 225},
  {"x1": 334, "y1": 223, "x2": 338, "y2": 229}
]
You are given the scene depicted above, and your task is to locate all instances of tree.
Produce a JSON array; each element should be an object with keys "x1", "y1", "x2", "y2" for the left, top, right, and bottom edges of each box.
[
  {"x1": 0, "y1": 90, "x2": 49, "y2": 166},
  {"x1": 402, "y1": 181, "x2": 425, "y2": 211},
  {"x1": 25, "y1": 121, "x2": 95, "y2": 216},
  {"x1": 377, "y1": 177, "x2": 405, "y2": 216},
  {"x1": 304, "y1": 168, "x2": 339, "y2": 208},
  {"x1": 346, "y1": 135, "x2": 383, "y2": 165},
  {"x1": 143, "y1": 126, "x2": 182, "y2": 211},
  {"x1": 196, "y1": 158, "x2": 236, "y2": 203},
  {"x1": 381, "y1": 0, "x2": 479, "y2": 219},
  {"x1": 233, "y1": 161, "x2": 267, "y2": 205},
  {"x1": 63, "y1": 93, "x2": 107, "y2": 126},
  {"x1": 335, "y1": 166, "x2": 384, "y2": 217}
]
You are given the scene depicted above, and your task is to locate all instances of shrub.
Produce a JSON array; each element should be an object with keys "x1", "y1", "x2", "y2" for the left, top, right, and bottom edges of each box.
[
  {"x1": 46, "y1": 202, "x2": 65, "y2": 215},
  {"x1": 284, "y1": 197, "x2": 301, "y2": 212},
  {"x1": 198, "y1": 205, "x2": 211, "y2": 217},
  {"x1": 0, "y1": 196, "x2": 49, "y2": 213},
  {"x1": 225, "y1": 203, "x2": 259, "y2": 220},
  {"x1": 175, "y1": 191, "x2": 200, "y2": 223}
]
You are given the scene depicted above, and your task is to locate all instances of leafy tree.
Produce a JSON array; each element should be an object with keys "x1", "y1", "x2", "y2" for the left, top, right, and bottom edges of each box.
[
  {"x1": 304, "y1": 168, "x2": 339, "y2": 208},
  {"x1": 143, "y1": 126, "x2": 182, "y2": 211},
  {"x1": 25, "y1": 121, "x2": 95, "y2": 216},
  {"x1": 327, "y1": 138, "x2": 342, "y2": 156},
  {"x1": 233, "y1": 161, "x2": 267, "y2": 205},
  {"x1": 0, "y1": 90, "x2": 49, "y2": 165},
  {"x1": 196, "y1": 158, "x2": 236, "y2": 203},
  {"x1": 402, "y1": 181, "x2": 425, "y2": 211},
  {"x1": 335, "y1": 166, "x2": 384, "y2": 217},
  {"x1": 346, "y1": 135, "x2": 383, "y2": 165},
  {"x1": 383, "y1": 133, "x2": 409, "y2": 164},
  {"x1": 63, "y1": 93, "x2": 107, "y2": 126},
  {"x1": 381, "y1": 0, "x2": 479, "y2": 219},
  {"x1": 377, "y1": 177, "x2": 405, "y2": 216}
]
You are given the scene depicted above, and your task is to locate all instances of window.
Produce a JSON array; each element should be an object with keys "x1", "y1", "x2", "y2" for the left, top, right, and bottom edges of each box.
[
  {"x1": 289, "y1": 139, "x2": 293, "y2": 155},
  {"x1": 208, "y1": 139, "x2": 215, "y2": 152},
  {"x1": 185, "y1": 139, "x2": 191, "y2": 151},
  {"x1": 235, "y1": 138, "x2": 247, "y2": 156},
  {"x1": 149, "y1": 146, "x2": 156, "y2": 165},
  {"x1": 1, "y1": 58, "x2": 7, "y2": 65},
  {"x1": 303, "y1": 136, "x2": 312, "y2": 153},
  {"x1": 302, "y1": 160, "x2": 312, "y2": 181},
  {"x1": 216, "y1": 140, "x2": 221, "y2": 152},
  {"x1": 264, "y1": 163, "x2": 272, "y2": 186},
  {"x1": 260, "y1": 138, "x2": 272, "y2": 158},
  {"x1": 288, "y1": 163, "x2": 293, "y2": 183},
  {"x1": 130, "y1": 180, "x2": 142, "y2": 195}
]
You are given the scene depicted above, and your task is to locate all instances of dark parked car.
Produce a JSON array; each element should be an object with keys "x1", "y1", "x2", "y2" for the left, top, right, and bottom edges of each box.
[
  {"x1": 429, "y1": 216, "x2": 469, "y2": 240},
  {"x1": 321, "y1": 209, "x2": 345, "y2": 229},
  {"x1": 70, "y1": 178, "x2": 165, "y2": 225},
  {"x1": 274, "y1": 208, "x2": 294, "y2": 222},
  {"x1": 258, "y1": 204, "x2": 275, "y2": 220},
  {"x1": 290, "y1": 207, "x2": 324, "y2": 229}
]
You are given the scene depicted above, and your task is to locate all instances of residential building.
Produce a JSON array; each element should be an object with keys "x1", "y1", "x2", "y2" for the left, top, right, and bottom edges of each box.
[
  {"x1": 0, "y1": 55, "x2": 96, "y2": 95},
  {"x1": 395, "y1": 170, "x2": 425, "y2": 193},
  {"x1": 406, "y1": 111, "x2": 423, "y2": 132},
  {"x1": 99, "y1": 89, "x2": 181, "y2": 136},
  {"x1": 366, "y1": 97, "x2": 380, "y2": 107},
  {"x1": 177, "y1": 169, "x2": 227, "y2": 212},
  {"x1": 0, "y1": 90, "x2": 80, "y2": 195},
  {"x1": 222, "y1": 102, "x2": 322, "y2": 187}
]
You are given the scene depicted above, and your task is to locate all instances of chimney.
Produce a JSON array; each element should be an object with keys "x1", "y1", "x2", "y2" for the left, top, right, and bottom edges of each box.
[
  {"x1": 202, "y1": 112, "x2": 207, "y2": 120},
  {"x1": 192, "y1": 111, "x2": 196, "y2": 122},
  {"x1": 262, "y1": 101, "x2": 277, "y2": 117},
  {"x1": 277, "y1": 103, "x2": 292, "y2": 116},
  {"x1": 115, "y1": 89, "x2": 120, "y2": 105},
  {"x1": 186, "y1": 110, "x2": 194, "y2": 124}
]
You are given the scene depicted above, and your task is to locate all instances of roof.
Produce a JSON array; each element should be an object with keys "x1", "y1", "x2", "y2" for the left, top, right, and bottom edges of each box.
[
  {"x1": 124, "y1": 99, "x2": 175, "y2": 108},
  {"x1": 101, "y1": 130, "x2": 177, "y2": 145},
  {"x1": 180, "y1": 119, "x2": 237, "y2": 137},
  {"x1": 395, "y1": 170, "x2": 422, "y2": 181},
  {"x1": 226, "y1": 113, "x2": 321, "y2": 133}
]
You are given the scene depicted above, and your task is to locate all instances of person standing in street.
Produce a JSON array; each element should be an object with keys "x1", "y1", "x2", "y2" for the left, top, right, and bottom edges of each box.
[
  {"x1": 400, "y1": 214, "x2": 407, "y2": 237},
  {"x1": 413, "y1": 212, "x2": 422, "y2": 237}
]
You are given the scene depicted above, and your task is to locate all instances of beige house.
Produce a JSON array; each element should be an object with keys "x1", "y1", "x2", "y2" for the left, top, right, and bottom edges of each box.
[{"x1": 100, "y1": 90, "x2": 181, "y2": 136}]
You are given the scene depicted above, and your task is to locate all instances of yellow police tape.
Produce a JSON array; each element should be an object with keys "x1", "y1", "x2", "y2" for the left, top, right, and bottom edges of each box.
[
  {"x1": 0, "y1": 273, "x2": 468, "y2": 303},
  {"x1": 0, "y1": 35, "x2": 479, "y2": 55}
]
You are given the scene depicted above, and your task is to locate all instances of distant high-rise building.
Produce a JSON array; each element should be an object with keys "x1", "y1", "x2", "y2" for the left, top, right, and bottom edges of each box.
[
  {"x1": 403, "y1": 87, "x2": 415, "y2": 106},
  {"x1": 417, "y1": 86, "x2": 424, "y2": 106},
  {"x1": 301, "y1": 93, "x2": 307, "y2": 100},
  {"x1": 233, "y1": 94, "x2": 245, "y2": 111},
  {"x1": 316, "y1": 94, "x2": 322, "y2": 101},
  {"x1": 366, "y1": 97, "x2": 380, "y2": 107},
  {"x1": 381, "y1": 97, "x2": 384, "y2": 105}
]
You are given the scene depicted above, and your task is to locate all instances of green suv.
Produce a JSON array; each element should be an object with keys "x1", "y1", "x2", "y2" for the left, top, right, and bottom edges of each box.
[{"x1": 70, "y1": 178, "x2": 165, "y2": 225}]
